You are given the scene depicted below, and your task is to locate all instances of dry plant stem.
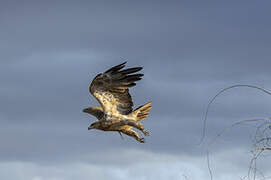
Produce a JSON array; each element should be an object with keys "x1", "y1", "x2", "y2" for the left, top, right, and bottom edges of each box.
[
  {"x1": 248, "y1": 149, "x2": 265, "y2": 180},
  {"x1": 207, "y1": 119, "x2": 271, "y2": 180},
  {"x1": 200, "y1": 84, "x2": 271, "y2": 180},
  {"x1": 199, "y1": 84, "x2": 271, "y2": 145},
  {"x1": 209, "y1": 118, "x2": 269, "y2": 146},
  {"x1": 207, "y1": 151, "x2": 213, "y2": 180}
]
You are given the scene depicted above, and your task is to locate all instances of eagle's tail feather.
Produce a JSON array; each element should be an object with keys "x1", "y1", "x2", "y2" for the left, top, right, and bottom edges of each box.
[{"x1": 132, "y1": 102, "x2": 152, "y2": 121}]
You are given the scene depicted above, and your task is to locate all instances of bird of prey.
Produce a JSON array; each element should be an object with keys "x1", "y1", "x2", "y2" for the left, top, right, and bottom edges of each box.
[{"x1": 83, "y1": 62, "x2": 152, "y2": 143}]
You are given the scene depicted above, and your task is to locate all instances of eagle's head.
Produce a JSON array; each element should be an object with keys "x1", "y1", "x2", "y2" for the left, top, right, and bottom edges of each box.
[{"x1": 88, "y1": 121, "x2": 100, "y2": 130}]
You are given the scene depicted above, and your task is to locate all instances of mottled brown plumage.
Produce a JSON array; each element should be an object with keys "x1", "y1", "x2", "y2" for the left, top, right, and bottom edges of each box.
[{"x1": 83, "y1": 62, "x2": 152, "y2": 143}]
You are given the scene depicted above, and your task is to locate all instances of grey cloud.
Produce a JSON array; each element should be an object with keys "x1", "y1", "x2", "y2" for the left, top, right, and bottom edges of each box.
[{"x1": 0, "y1": 148, "x2": 269, "y2": 180}]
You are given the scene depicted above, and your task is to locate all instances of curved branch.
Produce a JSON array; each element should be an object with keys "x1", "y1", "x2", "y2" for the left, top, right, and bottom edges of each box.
[{"x1": 199, "y1": 85, "x2": 271, "y2": 145}]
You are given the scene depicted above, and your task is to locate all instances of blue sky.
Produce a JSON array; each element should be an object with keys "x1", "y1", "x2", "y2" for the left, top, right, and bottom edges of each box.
[{"x1": 1, "y1": 0, "x2": 271, "y2": 179}]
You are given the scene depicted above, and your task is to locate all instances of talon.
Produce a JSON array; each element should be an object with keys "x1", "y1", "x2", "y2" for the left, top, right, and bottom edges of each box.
[
  {"x1": 139, "y1": 138, "x2": 145, "y2": 143},
  {"x1": 143, "y1": 130, "x2": 150, "y2": 136}
]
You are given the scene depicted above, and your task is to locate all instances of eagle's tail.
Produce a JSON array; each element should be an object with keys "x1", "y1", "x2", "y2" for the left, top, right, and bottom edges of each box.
[{"x1": 131, "y1": 102, "x2": 152, "y2": 121}]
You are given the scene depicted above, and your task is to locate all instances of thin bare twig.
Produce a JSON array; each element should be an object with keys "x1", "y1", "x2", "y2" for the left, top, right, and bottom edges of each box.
[
  {"x1": 201, "y1": 84, "x2": 271, "y2": 180},
  {"x1": 207, "y1": 150, "x2": 213, "y2": 180},
  {"x1": 199, "y1": 84, "x2": 271, "y2": 145}
]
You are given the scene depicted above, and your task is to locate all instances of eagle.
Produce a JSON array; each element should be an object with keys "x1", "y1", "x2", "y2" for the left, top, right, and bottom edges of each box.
[{"x1": 83, "y1": 62, "x2": 152, "y2": 143}]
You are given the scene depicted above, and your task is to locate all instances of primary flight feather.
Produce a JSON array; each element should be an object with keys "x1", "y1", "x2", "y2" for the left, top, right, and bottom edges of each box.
[{"x1": 83, "y1": 62, "x2": 152, "y2": 143}]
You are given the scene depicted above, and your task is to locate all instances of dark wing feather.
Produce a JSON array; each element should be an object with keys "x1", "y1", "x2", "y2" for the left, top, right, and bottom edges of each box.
[
  {"x1": 89, "y1": 62, "x2": 143, "y2": 116},
  {"x1": 82, "y1": 106, "x2": 104, "y2": 120}
]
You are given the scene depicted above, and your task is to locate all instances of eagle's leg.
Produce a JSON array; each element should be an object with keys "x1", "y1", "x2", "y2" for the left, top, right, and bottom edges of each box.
[
  {"x1": 109, "y1": 120, "x2": 149, "y2": 136},
  {"x1": 121, "y1": 129, "x2": 145, "y2": 143},
  {"x1": 124, "y1": 120, "x2": 150, "y2": 136}
]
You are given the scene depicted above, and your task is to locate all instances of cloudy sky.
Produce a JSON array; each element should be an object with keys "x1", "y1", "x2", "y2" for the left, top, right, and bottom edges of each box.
[{"x1": 1, "y1": 0, "x2": 271, "y2": 179}]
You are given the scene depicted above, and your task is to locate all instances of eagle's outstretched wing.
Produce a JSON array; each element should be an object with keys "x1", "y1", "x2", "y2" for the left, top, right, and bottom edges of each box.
[{"x1": 89, "y1": 62, "x2": 143, "y2": 116}]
